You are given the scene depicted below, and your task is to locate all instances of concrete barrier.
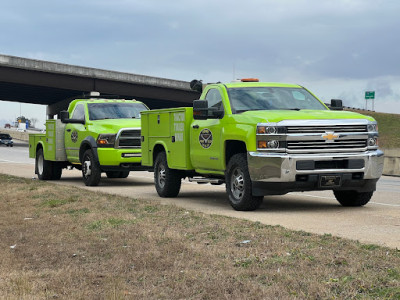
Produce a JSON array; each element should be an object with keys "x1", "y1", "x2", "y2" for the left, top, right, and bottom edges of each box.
[{"x1": 382, "y1": 148, "x2": 400, "y2": 177}]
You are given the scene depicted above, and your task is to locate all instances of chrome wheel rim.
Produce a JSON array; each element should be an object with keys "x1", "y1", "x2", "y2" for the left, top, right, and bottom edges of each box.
[
  {"x1": 38, "y1": 154, "x2": 44, "y2": 175},
  {"x1": 83, "y1": 156, "x2": 92, "y2": 178},
  {"x1": 157, "y1": 163, "x2": 166, "y2": 188},
  {"x1": 230, "y1": 167, "x2": 244, "y2": 201}
]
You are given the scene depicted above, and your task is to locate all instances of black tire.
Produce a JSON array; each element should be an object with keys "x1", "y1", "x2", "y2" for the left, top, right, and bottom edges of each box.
[
  {"x1": 82, "y1": 149, "x2": 101, "y2": 186},
  {"x1": 154, "y1": 152, "x2": 181, "y2": 197},
  {"x1": 225, "y1": 153, "x2": 263, "y2": 211},
  {"x1": 51, "y1": 163, "x2": 62, "y2": 180},
  {"x1": 334, "y1": 190, "x2": 373, "y2": 207},
  {"x1": 36, "y1": 148, "x2": 52, "y2": 180}
]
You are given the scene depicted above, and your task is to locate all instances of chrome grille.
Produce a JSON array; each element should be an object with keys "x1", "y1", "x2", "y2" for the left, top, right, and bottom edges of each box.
[
  {"x1": 287, "y1": 125, "x2": 367, "y2": 133},
  {"x1": 116, "y1": 128, "x2": 141, "y2": 148},
  {"x1": 284, "y1": 124, "x2": 369, "y2": 153},
  {"x1": 287, "y1": 140, "x2": 367, "y2": 150},
  {"x1": 256, "y1": 120, "x2": 375, "y2": 154}
]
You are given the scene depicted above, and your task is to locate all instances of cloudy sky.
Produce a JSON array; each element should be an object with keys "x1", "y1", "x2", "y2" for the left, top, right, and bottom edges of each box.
[{"x1": 1, "y1": 0, "x2": 400, "y2": 128}]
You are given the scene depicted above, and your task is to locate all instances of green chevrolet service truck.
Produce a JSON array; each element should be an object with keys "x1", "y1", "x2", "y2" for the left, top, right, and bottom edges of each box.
[
  {"x1": 141, "y1": 79, "x2": 384, "y2": 211},
  {"x1": 29, "y1": 95, "x2": 149, "y2": 186}
]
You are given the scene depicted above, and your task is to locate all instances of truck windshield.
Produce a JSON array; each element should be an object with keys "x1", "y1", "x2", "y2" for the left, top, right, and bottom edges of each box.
[
  {"x1": 227, "y1": 87, "x2": 327, "y2": 113},
  {"x1": 88, "y1": 103, "x2": 148, "y2": 120}
]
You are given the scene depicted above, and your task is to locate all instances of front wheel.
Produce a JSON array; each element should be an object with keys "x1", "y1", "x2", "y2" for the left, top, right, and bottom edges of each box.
[
  {"x1": 334, "y1": 190, "x2": 373, "y2": 207},
  {"x1": 82, "y1": 149, "x2": 101, "y2": 186},
  {"x1": 154, "y1": 152, "x2": 181, "y2": 197},
  {"x1": 225, "y1": 153, "x2": 263, "y2": 211}
]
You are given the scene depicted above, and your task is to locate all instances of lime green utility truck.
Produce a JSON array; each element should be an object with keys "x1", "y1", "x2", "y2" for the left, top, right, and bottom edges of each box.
[
  {"x1": 29, "y1": 94, "x2": 149, "y2": 186},
  {"x1": 141, "y1": 79, "x2": 384, "y2": 211}
]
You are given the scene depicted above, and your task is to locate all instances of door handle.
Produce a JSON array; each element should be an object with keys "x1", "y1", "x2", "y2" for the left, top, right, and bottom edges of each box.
[
  {"x1": 192, "y1": 124, "x2": 199, "y2": 129},
  {"x1": 66, "y1": 129, "x2": 71, "y2": 132}
]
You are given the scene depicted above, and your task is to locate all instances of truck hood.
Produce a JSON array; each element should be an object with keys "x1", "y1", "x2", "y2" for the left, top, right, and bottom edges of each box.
[
  {"x1": 90, "y1": 118, "x2": 142, "y2": 133},
  {"x1": 239, "y1": 109, "x2": 374, "y2": 123}
]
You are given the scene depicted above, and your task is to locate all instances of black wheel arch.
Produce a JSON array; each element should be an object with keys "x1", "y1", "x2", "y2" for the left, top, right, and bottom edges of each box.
[
  {"x1": 152, "y1": 143, "x2": 167, "y2": 165},
  {"x1": 225, "y1": 140, "x2": 247, "y2": 168},
  {"x1": 79, "y1": 136, "x2": 99, "y2": 164}
]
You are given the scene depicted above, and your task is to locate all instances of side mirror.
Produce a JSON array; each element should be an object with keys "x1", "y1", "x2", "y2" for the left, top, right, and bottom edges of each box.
[
  {"x1": 60, "y1": 111, "x2": 69, "y2": 123},
  {"x1": 60, "y1": 110, "x2": 85, "y2": 124},
  {"x1": 193, "y1": 100, "x2": 224, "y2": 120},
  {"x1": 193, "y1": 100, "x2": 209, "y2": 120},
  {"x1": 330, "y1": 99, "x2": 343, "y2": 110}
]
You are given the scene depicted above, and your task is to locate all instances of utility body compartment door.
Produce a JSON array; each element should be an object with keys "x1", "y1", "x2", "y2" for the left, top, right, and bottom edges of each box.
[{"x1": 141, "y1": 108, "x2": 193, "y2": 170}]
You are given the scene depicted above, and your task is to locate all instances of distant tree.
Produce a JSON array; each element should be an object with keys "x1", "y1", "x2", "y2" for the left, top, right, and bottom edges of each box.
[{"x1": 16, "y1": 116, "x2": 31, "y2": 127}]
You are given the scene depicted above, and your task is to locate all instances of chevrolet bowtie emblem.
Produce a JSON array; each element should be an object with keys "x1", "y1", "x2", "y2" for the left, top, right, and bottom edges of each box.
[{"x1": 322, "y1": 131, "x2": 339, "y2": 143}]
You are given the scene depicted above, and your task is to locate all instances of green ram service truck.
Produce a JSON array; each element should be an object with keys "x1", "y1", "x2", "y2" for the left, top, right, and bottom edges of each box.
[
  {"x1": 29, "y1": 96, "x2": 149, "y2": 186},
  {"x1": 141, "y1": 79, "x2": 384, "y2": 211}
]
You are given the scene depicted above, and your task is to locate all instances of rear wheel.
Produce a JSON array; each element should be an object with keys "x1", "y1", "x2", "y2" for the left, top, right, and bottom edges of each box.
[
  {"x1": 36, "y1": 148, "x2": 52, "y2": 180},
  {"x1": 154, "y1": 152, "x2": 181, "y2": 197},
  {"x1": 82, "y1": 149, "x2": 101, "y2": 186},
  {"x1": 225, "y1": 153, "x2": 263, "y2": 211},
  {"x1": 334, "y1": 190, "x2": 373, "y2": 207},
  {"x1": 51, "y1": 163, "x2": 62, "y2": 180},
  {"x1": 36, "y1": 148, "x2": 62, "y2": 180}
]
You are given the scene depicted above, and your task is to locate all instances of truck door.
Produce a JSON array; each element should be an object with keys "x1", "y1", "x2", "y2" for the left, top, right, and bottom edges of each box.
[
  {"x1": 65, "y1": 103, "x2": 86, "y2": 163},
  {"x1": 190, "y1": 88, "x2": 225, "y2": 172}
]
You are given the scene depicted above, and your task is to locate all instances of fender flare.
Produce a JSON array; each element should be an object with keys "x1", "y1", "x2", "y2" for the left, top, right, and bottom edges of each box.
[{"x1": 79, "y1": 136, "x2": 99, "y2": 163}]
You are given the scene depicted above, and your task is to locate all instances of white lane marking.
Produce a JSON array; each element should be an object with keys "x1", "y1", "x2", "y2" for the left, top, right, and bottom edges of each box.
[
  {"x1": 289, "y1": 192, "x2": 400, "y2": 208},
  {"x1": 370, "y1": 202, "x2": 400, "y2": 207},
  {"x1": 288, "y1": 192, "x2": 335, "y2": 200}
]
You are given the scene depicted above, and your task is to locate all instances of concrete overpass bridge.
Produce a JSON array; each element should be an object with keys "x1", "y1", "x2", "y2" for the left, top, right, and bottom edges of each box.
[{"x1": 0, "y1": 54, "x2": 200, "y2": 118}]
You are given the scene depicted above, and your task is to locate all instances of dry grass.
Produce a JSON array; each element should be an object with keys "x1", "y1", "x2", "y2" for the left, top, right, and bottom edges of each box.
[
  {"x1": 349, "y1": 109, "x2": 400, "y2": 149},
  {"x1": 0, "y1": 174, "x2": 399, "y2": 299}
]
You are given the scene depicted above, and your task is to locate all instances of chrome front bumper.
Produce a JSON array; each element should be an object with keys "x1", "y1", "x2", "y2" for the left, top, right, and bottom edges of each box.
[{"x1": 247, "y1": 149, "x2": 384, "y2": 182}]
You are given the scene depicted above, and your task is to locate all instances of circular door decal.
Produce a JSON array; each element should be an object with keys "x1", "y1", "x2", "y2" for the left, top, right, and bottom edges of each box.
[
  {"x1": 71, "y1": 130, "x2": 78, "y2": 143},
  {"x1": 199, "y1": 128, "x2": 213, "y2": 148}
]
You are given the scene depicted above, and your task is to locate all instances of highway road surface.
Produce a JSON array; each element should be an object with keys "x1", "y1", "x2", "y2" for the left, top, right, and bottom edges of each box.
[{"x1": 1, "y1": 140, "x2": 399, "y2": 248}]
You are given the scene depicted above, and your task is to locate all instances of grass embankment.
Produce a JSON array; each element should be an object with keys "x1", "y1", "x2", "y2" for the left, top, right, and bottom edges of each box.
[
  {"x1": 350, "y1": 109, "x2": 400, "y2": 149},
  {"x1": 1, "y1": 174, "x2": 399, "y2": 299}
]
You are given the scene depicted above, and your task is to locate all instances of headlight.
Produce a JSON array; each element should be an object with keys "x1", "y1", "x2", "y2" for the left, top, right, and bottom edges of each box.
[
  {"x1": 367, "y1": 124, "x2": 378, "y2": 132},
  {"x1": 257, "y1": 126, "x2": 277, "y2": 134},
  {"x1": 257, "y1": 124, "x2": 285, "y2": 134},
  {"x1": 258, "y1": 140, "x2": 280, "y2": 149},
  {"x1": 97, "y1": 134, "x2": 116, "y2": 147}
]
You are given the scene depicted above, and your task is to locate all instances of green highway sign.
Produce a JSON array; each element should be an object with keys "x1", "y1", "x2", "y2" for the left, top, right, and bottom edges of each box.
[{"x1": 365, "y1": 91, "x2": 375, "y2": 100}]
